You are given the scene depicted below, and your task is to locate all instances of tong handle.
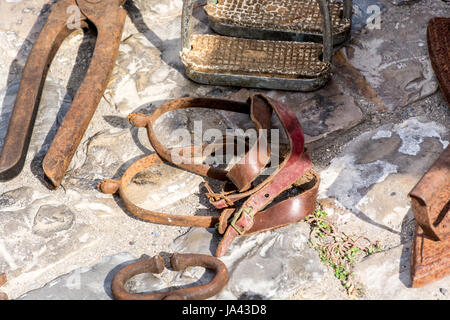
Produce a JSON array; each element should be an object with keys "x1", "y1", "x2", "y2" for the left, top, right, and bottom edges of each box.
[
  {"x1": 42, "y1": 1, "x2": 126, "y2": 188},
  {"x1": 0, "y1": 1, "x2": 78, "y2": 180}
]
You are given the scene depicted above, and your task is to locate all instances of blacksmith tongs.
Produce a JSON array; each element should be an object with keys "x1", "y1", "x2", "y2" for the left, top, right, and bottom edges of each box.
[{"x1": 0, "y1": 0, "x2": 126, "y2": 188}]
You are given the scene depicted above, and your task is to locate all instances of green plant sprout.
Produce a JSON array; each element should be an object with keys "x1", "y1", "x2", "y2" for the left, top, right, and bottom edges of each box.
[{"x1": 305, "y1": 208, "x2": 382, "y2": 298}]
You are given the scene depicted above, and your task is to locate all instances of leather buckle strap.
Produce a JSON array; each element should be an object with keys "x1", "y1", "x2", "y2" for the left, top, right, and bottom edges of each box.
[
  {"x1": 230, "y1": 207, "x2": 255, "y2": 235},
  {"x1": 216, "y1": 95, "x2": 314, "y2": 256}
]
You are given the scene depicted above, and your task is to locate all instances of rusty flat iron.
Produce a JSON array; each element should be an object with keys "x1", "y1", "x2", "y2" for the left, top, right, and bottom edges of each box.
[
  {"x1": 410, "y1": 18, "x2": 450, "y2": 287},
  {"x1": 180, "y1": 0, "x2": 333, "y2": 91},
  {"x1": 409, "y1": 146, "x2": 450, "y2": 287},
  {"x1": 204, "y1": 0, "x2": 352, "y2": 45},
  {"x1": 427, "y1": 17, "x2": 450, "y2": 106},
  {"x1": 0, "y1": 0, "x2": 126, "y2": 188}
]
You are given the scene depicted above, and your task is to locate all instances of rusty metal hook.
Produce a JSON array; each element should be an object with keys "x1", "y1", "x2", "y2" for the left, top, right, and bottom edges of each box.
[{"x1": 111, "y1": 253, "x2": 229, "y2": 300}]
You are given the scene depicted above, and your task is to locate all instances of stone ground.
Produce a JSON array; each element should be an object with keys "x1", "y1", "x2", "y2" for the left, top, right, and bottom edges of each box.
[{"x1": 0, "y1": 0, "x2": 449, "y2": 300}]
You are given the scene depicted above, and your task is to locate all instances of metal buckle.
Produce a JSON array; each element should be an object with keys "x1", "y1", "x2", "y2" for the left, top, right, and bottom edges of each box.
[{"x1": 230, "y1": 207, "x2": 254, "y2": 235}]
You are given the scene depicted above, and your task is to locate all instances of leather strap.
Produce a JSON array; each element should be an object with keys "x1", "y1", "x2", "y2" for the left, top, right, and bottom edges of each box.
[
  {"x1": 216, "y1": 95, "x2": 315, "y2": 256},
  {"x1": 99, "y1": 94, "x2": 319, "y2": 257}
]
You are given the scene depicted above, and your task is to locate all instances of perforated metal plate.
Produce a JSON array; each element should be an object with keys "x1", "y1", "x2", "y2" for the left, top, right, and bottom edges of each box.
[
  {"x1": 181, "y1": 34, "x2": 330, "y2": 79},
  {"x1": 181, "y1": 0, "x2": 332, "y2": 90},
  {"x1": 205, "y1": 0, "x2": 351, "y2": 44}
]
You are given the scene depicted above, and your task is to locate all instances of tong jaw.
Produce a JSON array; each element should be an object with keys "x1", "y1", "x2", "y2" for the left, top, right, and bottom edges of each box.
[{"x1": 0, "y1": 0, "x2": 126, "y2": 188}]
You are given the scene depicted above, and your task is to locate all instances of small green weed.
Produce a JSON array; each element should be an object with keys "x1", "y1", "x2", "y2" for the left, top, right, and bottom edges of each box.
[{"x1": 305, "y1": 209, "x2": 382, "y2": 298}]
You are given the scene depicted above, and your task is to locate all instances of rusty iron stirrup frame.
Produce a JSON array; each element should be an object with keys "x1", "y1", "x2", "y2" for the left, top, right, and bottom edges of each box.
[
  {"x1": 111, "y1": 253, "x2": 229, "y2": 300},
  {"x1": 180, "y1": 0, "x2": 333, "y2": 91},
  {"x1": 0, "y1": 0, "x2": 126, "y2": 188},
  {"x1": 204, "y1": 0, "x2": 352, "y2": 45},
  {"x1": 99, "y1": 94, "x2": 320, "y2": 257},
  {"x1": 409, "y1": 145, "x2": 450, "y2": 288},
  {"x1": 427, "y1": 17, "x2": 450, "y2": 107}
]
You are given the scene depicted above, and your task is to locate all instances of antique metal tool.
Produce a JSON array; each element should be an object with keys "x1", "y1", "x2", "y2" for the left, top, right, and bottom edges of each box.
[
  {"x1": 111, "y1": 253, "x2": 229, "y2": 300},
  {"x1": 204, "y1": 0, "x2": 352, "y2": 45},
  {"x1": 427, "y1": 17, "x2": 450, "y2": 106},
  {"x1": 100, "y1": 94, "x2": 319, "y2": 257},
  {"x1": 409, "y1": 145, "x2": 450, "y2": 287},
  {"x1": 0, "y1": 0, "x2": 126, "y2": 188},
  {"x1": 409, "y1": 17, "x2": 450, "y2": 287},
  {"x1": 180, "y1": 0, "x2": 333, "y2": 91}
]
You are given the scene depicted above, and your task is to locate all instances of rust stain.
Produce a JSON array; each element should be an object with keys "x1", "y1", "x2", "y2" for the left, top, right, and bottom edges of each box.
[{"x1": 333, "y1": 50, "x2": 387, "y2": 111}]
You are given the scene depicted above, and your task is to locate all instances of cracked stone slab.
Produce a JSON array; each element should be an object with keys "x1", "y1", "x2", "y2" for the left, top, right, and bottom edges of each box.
[
  {"x1": 0, "y1": 78, "x2": 67, "y2": 161},
  {"x1": 224, "y1": 74, "x2": 365, "y2": 144},
  {"x1": 285, "y1": 82, "x2": 364, "y2": 143},
  {"x1": 15, "y1": 223, "x2": 348, "y2": 300},
  {"x1": 32, "y1": 205, "x2": 75, "y2": 237},
  {"x1": 318, "y1": 117, "x2": 449, "y2": 250},
  {"x1": 353, "y1": 245, "x2": 450, "y2": 299},
  {"x1": 265, "y1": 79, "x2": 365, "y2": 143},
  {"x1": 333, "y1": 50, "x2": 386, "y2": 111},
  {"x1": 346, "y1": 0, "x2": 449, "y2": 110},
  {"x1": 105, "y1": 33, "x2": 167, "y2": 115},
  {"x1": 19, "y1": 253, "x2": 137, "y2": 300},
  {"x1": 0, "y1": 194, "x2": 95, "y2": 280}
]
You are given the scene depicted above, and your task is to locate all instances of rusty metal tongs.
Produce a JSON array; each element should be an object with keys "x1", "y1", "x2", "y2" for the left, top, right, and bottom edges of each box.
[{"x1": 0, "y1": 0, "x2": 126, "y2": 188}]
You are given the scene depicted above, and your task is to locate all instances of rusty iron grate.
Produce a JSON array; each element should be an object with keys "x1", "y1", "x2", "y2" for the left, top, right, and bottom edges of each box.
[{"x1": 204, "y1": 0, "x2": 351, "y2": 36}]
